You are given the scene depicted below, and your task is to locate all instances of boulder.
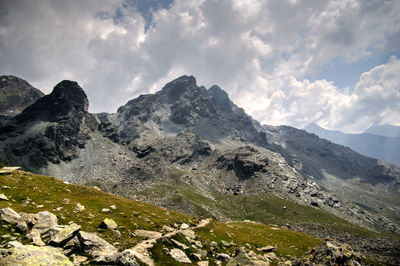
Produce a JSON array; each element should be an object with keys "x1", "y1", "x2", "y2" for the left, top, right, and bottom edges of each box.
[
  {"x1": 0, "y1": 244, "x2": 73, "y2": 265},
  {"x1": 0, "y1": 193, "x2": 8, "y2": 200},
  {"x1": 216, "y1": 253, "x2": 231, "y2": 261},
  {"x1": 49, "y1": 223, "x2": 81, "y2": 246},
  {"x1": 26, "y1": 228, "x2": 45, "y2": 246},
  {"x1": 18, "y1": 212, "x2": 39, "y2": 227},
  {"x1": 32, "y1": 211, "x2": 58, "y2": 233},
  {"x1": 99, "y1": 218, "x2": 118, "y2": 230},
  {"x1": 227, "y1": 247, "x2": 255, "y2": 266},
  {"x1": 180, "y1": 229, "x2": 196, "y2": 239},
  {"x1": 180, "y1": 223, "x2": 190, "y2": 229},
  {"x1": 16, "y1": 220, "x2": 28, "y2": 233},
  {"x1": 0, "y1": 207, "x2": 21, "y2": 224},
  {"x1": 171, "y1": 238, "x2": 189, "y2": 250},
  {"x1": 78, "y1": 231, "x2": 118, "y2": 262},
  {"x1": 110, "y1": 249, "x2": 140, "y2": 266},
  {"x1": 170, "y1": 248, "x2": 192, "y2": 264},
  {"x1": 291, "y1": 240, "x2": 365, "y2": 265},
  {"x1": 221, "y1": 240, "x2": 234, "y2": 247},
  {"x1": 71, "y1": 254, "x2": 88, "y2": 265}
]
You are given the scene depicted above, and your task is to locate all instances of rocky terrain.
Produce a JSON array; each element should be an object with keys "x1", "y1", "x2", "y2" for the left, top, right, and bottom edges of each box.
[
  {"x1": 0, "y1": 167, "x2": 376, "y2": 265},
  {"x1": 0, "y1": 168, "x2": 374, "y2": 265},
  {"x1": 0, "y1": 75, "x2": 399, "y2": 264},
  {"x1": 0, "y1": 75, "x2": 44, "y2": 117}
]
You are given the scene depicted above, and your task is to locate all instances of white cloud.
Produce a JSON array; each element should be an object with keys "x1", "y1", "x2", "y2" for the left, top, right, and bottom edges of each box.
[{"x1": 0, "y1": 0, "x2": 399, "y2": 131}]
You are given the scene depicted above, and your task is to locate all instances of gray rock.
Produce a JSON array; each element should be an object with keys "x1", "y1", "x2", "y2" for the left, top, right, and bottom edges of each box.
[
  {"x1": 99, "y1": 218, "x2": 118, "y2": 230},
  {"x1": 63, "y1": 236, "x2": 82, "y2": 251},
  {"x1": 0, "y1": 244, "x2": 72, "y2": 265},
  {"x1": 49, "y1": 223, "x2": 81, "y2": 246},
  {"x1": 102, "y1": 208, "x2": 111, "y2": 213},
  {"x1": 16, "y1": 220, "x2": 28, "y2": 233},
  {"x1": 111, "y1": 249, "x2": 140, "y2": 266},
  {"x1": 18, "y1": 212, "x2": 39, "y2": 228},
  {"x1": 71, "y1": 254, "x2": 88, "y2": 265},
  {"x1": 180, "y1": 223, "x2": 190, "y2": 229},
  {"x1": 0, "y1": 208, "x2": 21, "y2": 225},
  {"x1": 0, "y1": 193, "x2": 8, "y2": 200},
  {"x1": 78, "y1": 231, "x2": 118, "y2": 262},
  {"x1": 32, "y1": 211, "x2": 58, "y2": 234},
  {"x1": 227, "y1": 247, "x2": 255, "y2": 266},
  {"x1": 210, "y1": 241, "x2": 218, "y2": 248},
  {"x1": 73, "y1": 203, "x2": 85, "y2": 212},
  {"x1": 26, "y1": 228, "x2": 46, "y2": 246},
  {"x1": 170, "y1": 248, "x2": 192, "y2": 264},
  {"x1": 258, "y1": 245, "x2": 276, "y2": 252},
  {"x1": 171, "y1": 238, "x2": 189, "y2": 250},
  {"x1": 216, "y1": 253, "x2": 231, "y2": 261},
  {"x1": 221, "y1": 240, "x2": 234, "y2": 247},
  {"x1": 180, "y1": 229, "x2": 196, "y2": 239}
]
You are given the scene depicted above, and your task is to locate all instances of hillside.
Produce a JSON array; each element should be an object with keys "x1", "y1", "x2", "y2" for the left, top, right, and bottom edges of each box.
[{"x1": 0, "y1": 168, "x2": 397, "y2": 265}]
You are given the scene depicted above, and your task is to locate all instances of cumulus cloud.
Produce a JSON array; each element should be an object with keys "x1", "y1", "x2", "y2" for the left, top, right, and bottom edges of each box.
[{"x1": 0, "y1": 0, "x2": 399, "y2": 132}]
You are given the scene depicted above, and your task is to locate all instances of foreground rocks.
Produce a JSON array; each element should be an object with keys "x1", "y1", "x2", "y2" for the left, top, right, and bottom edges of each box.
[
  {"x1": 0, "y1": 242, "x2": 73, "y2": 266},
  {"x1": 0, "y1": 206, "x2": 369, "y2": 266},
  {"x1": 290, "y1": 239, "x2": 366, "y2": 266},
  {"x1": 0, "y1": 207, "x2": 138, "y2": 265}
]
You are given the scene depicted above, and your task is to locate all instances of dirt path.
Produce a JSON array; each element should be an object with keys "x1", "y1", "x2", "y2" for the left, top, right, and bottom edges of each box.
[{"x1": 130, "y1": 219, "x2": 212, "y2": 266}]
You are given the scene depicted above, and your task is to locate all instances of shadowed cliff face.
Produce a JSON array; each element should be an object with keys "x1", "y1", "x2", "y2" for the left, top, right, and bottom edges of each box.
[
  {"x1": 16, "y1": 80, "x2": 89, "y2": 123},
  {"x1": 0, "y1": 75, "x2": 44, "y2": 117},
  {"x1": 0, "y1": 80, "x2": 94, "y2": 167}
]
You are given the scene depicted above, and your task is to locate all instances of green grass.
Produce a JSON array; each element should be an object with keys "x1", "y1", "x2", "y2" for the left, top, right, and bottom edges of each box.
[
  {"x1": 0, "y1": 170, "x2": 195, "y2": 250},
  {"x1": 0, "y1": 170, "x2": 328, "y2": 264},
  {"x1": 195, "y1": 221, "x2": 323, "y2": 259},
  {"x1": 139, "y1": 183, "x2": 380, "y2": 238}
]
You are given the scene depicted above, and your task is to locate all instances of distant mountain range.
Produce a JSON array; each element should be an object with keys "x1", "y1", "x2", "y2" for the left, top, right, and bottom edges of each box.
[
  {"x1": 364, "y1": 124, "x2": 400, "y2": 138},
  {"x1": 304, "y1": 123, "x2": 400, "y2": 165}
]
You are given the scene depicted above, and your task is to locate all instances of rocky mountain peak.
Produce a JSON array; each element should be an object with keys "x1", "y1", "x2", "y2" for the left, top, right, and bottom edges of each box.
[
  {"x1": 0, "y1": 75, "x2": 44, "y2": 117},
  {"x1": 159, "y1": 75, "x2": 200, "y2": 102},
  {"x1": 208, "y1": 85, "x2": 232, "y2": 112},
  {"x1": 16, "y1": 80, "x2": 88, "y2": 123}
]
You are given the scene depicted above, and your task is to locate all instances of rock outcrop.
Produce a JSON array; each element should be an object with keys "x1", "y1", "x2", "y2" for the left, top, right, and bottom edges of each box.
[
  {"x1": 0, "y1": 80, "x2": 95, "y2": 168},
  {"x1": 0, "y1": 75, "x2": 44, "y2": 117},
  {"x1": 0, "y1": 242, "x2": 73, "y2": 266},
  {"x1": 290, "y1": 239, "x2": 365, "y2": 266}
]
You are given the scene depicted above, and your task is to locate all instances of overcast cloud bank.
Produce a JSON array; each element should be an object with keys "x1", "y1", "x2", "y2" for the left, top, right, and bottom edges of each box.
[{"x1": 0, "y1": 0, "x2": 399, "y2": 132}]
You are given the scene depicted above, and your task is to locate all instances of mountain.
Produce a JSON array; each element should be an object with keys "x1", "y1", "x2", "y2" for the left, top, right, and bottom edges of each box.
[
  {"x1": 0, "y1": 75, "x2": 44, "y2": 117},
  {"x1": 304, "y1": 123, "x2": 400, "y2": 165},
  {"x1": 364, "y1": 124, "x2": 400, "y2": 138},
  {"x1": 0, "y1": 75, "x2": 400, "y2": 263}
]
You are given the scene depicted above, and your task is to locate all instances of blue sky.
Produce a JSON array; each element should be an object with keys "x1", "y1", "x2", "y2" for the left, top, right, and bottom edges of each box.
[{"x1": 0, "y1": 0, "x2": 399, "y2": 133}]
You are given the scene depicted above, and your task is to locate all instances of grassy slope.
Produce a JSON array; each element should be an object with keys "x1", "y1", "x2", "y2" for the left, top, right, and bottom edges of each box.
[
  {"x1": 139, "y1": 184, "x2": 380, "y2": 238},
  {"x1": 0, "y1": 170, "x2": 326, "y2": 265}
]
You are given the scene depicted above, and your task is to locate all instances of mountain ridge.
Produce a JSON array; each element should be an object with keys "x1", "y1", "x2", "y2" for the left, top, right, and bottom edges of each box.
[
  {"x1": 0, "y1": 75, "x2": 399, "y2": 245},
  {"x1": 304, "y1": 123, "x2": 400, "y2": 165}
]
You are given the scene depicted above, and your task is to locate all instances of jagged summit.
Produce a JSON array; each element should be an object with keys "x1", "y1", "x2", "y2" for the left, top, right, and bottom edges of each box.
[
  {"x1": 0, "y1": 75, "x2": 44, "y2": 117},
  {"x1": 16, "y1": 80, "x2": 88, "y2": 123}
]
